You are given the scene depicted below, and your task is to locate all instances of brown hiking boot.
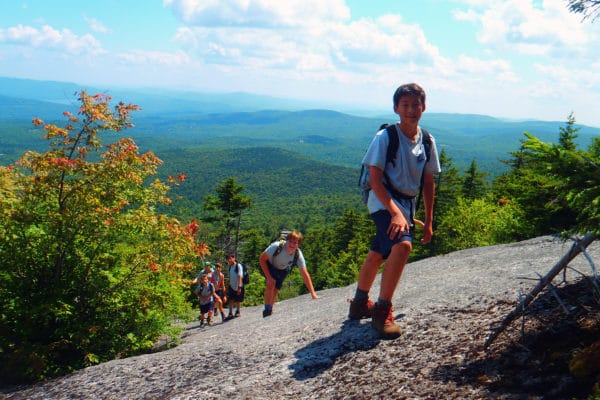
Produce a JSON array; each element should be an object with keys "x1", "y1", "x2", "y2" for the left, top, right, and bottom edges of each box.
[
  {"x1": 372, "y1": 302, "x2": 402, "y2": 339},
  {"x1": 348, "y1": 298, "x2": 374, "y2": 320}
]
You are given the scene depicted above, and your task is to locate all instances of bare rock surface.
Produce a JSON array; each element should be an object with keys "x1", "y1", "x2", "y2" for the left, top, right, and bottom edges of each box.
[{"x1": 2, "y1": 235, "x2": 599, "y2": 400}]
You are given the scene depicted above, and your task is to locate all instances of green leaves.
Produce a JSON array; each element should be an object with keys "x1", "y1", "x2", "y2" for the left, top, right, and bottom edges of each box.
[{"x1": 0, "y1": 91, "x2": 206, "y2": 383}]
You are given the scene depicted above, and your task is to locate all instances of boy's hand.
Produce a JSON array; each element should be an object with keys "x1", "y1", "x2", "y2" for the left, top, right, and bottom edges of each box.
[
  {"x1": 388, "y1": 213, "x2": 409, "y2": 239},
  {"x1": 421, "y1": 226, "x2": 433, "y2": 244}
]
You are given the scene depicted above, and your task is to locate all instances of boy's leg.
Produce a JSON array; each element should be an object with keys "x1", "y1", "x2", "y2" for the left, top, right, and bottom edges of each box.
[
  {"x1": 263, "y1": 285, "x2": 273, "y2": 307},
  {"x1": 348, "y1": 250, "x2": 382, "y2": 319},
  {"x1": 372, "y1": 240, "x2": 412, "y2": 339},
  {"x1": 357, "y1": 250, "x2": 384, "y2": 292},
  {"x1": 378, "y1": 241, "x2": 412, "y2": 301},
  {"x1": 268, "y1": 288, "x2": 279, "y2": 307},
  {"x1": 227, "y1": 297, "x2": 234, "y2": 320}
]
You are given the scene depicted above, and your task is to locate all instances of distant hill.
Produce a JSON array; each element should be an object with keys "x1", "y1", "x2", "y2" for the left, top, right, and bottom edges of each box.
[{"x1": 1, "y1": 76, "x2": 599, "y2": 176}]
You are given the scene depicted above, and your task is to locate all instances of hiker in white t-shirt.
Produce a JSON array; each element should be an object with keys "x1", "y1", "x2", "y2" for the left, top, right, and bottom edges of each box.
[
  {"x1": 225, "y1": 254, "x2": 244, "y2": 320},
  {"x1": 259, "y1": 231, "x2": 319, "y2": 318}
]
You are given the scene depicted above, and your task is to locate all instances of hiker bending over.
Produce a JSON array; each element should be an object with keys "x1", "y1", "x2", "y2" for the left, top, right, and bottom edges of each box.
[
  {"x1": 348, "y1": 83, "x2": 441, "y2": 339},
  {"x1": 259, "y1": 230, "x2": 319, "y2": 318}
]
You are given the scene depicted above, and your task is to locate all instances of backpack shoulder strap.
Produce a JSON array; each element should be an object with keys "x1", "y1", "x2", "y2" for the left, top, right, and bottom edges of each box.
[
  {"x1": 421, "y1": 128, "x2": 432, "y2": 162},
  {"x1": 273, "y1": 240, "x2": 285, "y2": 258},
  {"x1": 385, "y1": 124, "x2": 400, "y2": 167}
]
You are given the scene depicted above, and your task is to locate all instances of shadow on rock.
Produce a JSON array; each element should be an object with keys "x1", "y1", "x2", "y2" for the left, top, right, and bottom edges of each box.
[
  {"x1": 431, "y1": 278, "x2": 600, "y2": 400},
  {"x1": 289, "y1": 319, "x2": 380, "y2": 380}
]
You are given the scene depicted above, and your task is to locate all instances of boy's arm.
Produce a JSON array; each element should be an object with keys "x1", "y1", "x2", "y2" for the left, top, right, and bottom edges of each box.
[
  {"x1": 369, "y1": 165, "x2": 409, "y2": 238},
  {"x1": 299, "y1": 268, "x2": 319, "y2": 299},
  {"x1": 421, "y1": 172, "x2": 435, "y2": 244},
  {"x1": 259, "y1": 252, "x2": 273, "y2": 281}
]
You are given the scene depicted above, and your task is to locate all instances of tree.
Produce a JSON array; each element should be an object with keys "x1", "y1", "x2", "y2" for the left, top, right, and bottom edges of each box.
[
  {"x1": 417, "y1": 149, "x2": 464, "y2": 257},
  {"x1": 493, "y1": 114, "x2": 595, "y2": 236},
  {"x1": 0, "y1": 91, "x2": 207, "y2": 383},
  {"x1": 567, "y1": 0, "x2": 600, "y2": 21},
  {"x1": 436, "y1": 196, "x2": 527, "y2": 252},
  {"x1": 461, "y1": 159, "x2": 488, "y2": 200},
  {"x1": 203, "y1": 177, "x2": 252, "y2": 257},
  {"x1": 521, "y1": 133, "x2": 600, "y2": 236},
  {"x1": 558, "y1": 112, "x2": 579, "y2": 151}
]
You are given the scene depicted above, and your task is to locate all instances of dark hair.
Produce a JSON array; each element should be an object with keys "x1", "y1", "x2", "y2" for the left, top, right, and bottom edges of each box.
[{"x1": 393, "y1": 83, "x2": 426, "y2": 106}]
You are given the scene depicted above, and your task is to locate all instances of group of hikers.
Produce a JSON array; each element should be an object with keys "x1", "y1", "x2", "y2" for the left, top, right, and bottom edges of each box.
[
  {"x1": 193, "y1": 83, "x2": 441, "y2": 339},
  {"x1": 192, "y1": 230, "x2": 319, "y2": 327}
]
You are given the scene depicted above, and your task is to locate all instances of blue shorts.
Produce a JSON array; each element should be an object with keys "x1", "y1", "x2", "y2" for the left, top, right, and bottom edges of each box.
[
  {"x1": 267, "y1": 261, "x2": 290, "y2": 290},
  {"x1": 370, "y1": 208, "x2": 413, "y2": 260},
  {"x1": 199, "y1": 301, "x2": 214, "y2": 314}
]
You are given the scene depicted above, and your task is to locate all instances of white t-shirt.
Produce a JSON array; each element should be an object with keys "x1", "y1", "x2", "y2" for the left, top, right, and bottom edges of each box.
[
  {"x1": 362, "y1": 124, "x2": 441, "y2": 215},
  {"x1": 265, "y1": 241, "x2": 306, "y2": 270},
  {"x1": 228, "y1": 263, "x2": 243, "y2": 290}
]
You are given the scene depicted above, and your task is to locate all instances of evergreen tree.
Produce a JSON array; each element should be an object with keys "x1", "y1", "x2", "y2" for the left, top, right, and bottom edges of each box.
[
  {"x1": 558, "y1": 112, "x2": 579, "y2": 151},
  {"x1": 423, "y1": 149, "x2": 464, "y2": 256},
  {"x1": 493, "y1": 115, "x2": 588, "y2": 236},
  {"x1": 461, "y1": 159, "x2": 488, "y2": 200},
  {"x1": 203, "y1": 177, "x2": 252, "y2": 256}
]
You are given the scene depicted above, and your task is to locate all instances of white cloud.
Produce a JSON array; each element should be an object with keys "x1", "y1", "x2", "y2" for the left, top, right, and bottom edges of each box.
[
  {"x1": 117, "y1": 49, "x2": 191, "y2": 66},
  {"x1": 0, "y1": 24, "x2": 105, "y2": 56},
  {"x1": 457, "y1": 0, "x2": 589, "y2": 57},
  {"x1": 164, "y1": 0, "x2": 350, "y2": 28},
  {"x1": 84, "y1": 16, "x2": 112, "y2": 34}
]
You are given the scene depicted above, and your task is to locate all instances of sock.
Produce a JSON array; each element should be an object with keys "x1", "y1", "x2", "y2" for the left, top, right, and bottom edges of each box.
[
  {"x1": 354, "y1": 288, "x2": 369, "y2": 303},
  {"x1": 264, "y1": 304, "x2": 273, "y2": 311}
]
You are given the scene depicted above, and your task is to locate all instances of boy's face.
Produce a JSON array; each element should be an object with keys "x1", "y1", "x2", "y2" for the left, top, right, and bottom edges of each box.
[
  {"x1": 394, "y1": 94, "x2": 425, "y2": 124},
  {"x1": 286, "y1": 237, "x2": 300, "y2": 252},
  {"x1": 201, "y1": 274, "x2": 208, "y2": 284}
]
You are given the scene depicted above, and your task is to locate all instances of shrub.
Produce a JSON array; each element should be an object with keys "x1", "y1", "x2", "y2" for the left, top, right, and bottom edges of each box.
[{"x1": 0, "y1": 92, "x2": 208, "y2": 383}]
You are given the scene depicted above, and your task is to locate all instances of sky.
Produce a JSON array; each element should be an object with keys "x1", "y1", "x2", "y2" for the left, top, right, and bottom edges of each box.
[{"x1": 1, "y1": 0, "x2": 600, "y2": 127}]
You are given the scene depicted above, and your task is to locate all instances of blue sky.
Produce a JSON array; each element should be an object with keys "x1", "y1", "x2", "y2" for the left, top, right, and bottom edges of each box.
[{"x1": 1, "y1": 0, "x2": 600, "y2": 127}]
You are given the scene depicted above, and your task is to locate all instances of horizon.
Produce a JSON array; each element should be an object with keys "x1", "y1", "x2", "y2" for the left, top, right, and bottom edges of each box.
[
  {"x1": 3, "y1": 75, "x2": 600, "y2": 130},
  {"x1": 1, "y1": 1, "x2": 600, "y2": 127}
]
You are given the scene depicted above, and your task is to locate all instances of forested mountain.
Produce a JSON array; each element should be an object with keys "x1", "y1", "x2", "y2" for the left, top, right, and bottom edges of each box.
[
  {"x1": 2, "y1": 77, "x2": 598, "y2": 177},
  {"x1": 155, "y1": 146, "x2": 362, "y2": 236}
]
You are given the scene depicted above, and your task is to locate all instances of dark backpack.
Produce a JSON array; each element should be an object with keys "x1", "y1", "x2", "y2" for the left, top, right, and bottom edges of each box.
[
  {"x1": 358, "y1": 123, "x2": 432, "y2": 211},
  {"x1": 241, "y1": 263, "x2": 250, "y2": 285},
  {"x1": 272, "y1": 240, "x2": 299, "y2": 268}
]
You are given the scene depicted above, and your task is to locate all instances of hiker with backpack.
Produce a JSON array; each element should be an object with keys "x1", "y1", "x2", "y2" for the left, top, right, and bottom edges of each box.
[
  {"x1": 348, "y1": 83, "x2": 441, "y2": 339},
  {"x1": 212, "y1": 262, "x2": 227, "y2": 322},
  {"x1": 259, "y1": 230, "x2": 319, "y2": 318},
  {"x1": 225, "y1": 254, "x2": 244, "y2": 320},
  {"x1": 194, "y1": 273, "x2": 220, "y2": 327}
]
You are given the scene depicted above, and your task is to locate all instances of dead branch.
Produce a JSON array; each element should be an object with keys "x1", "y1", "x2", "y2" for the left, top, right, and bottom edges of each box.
[{"x1": 484, "y1": 232, "x2": 598, "y2": 349}]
